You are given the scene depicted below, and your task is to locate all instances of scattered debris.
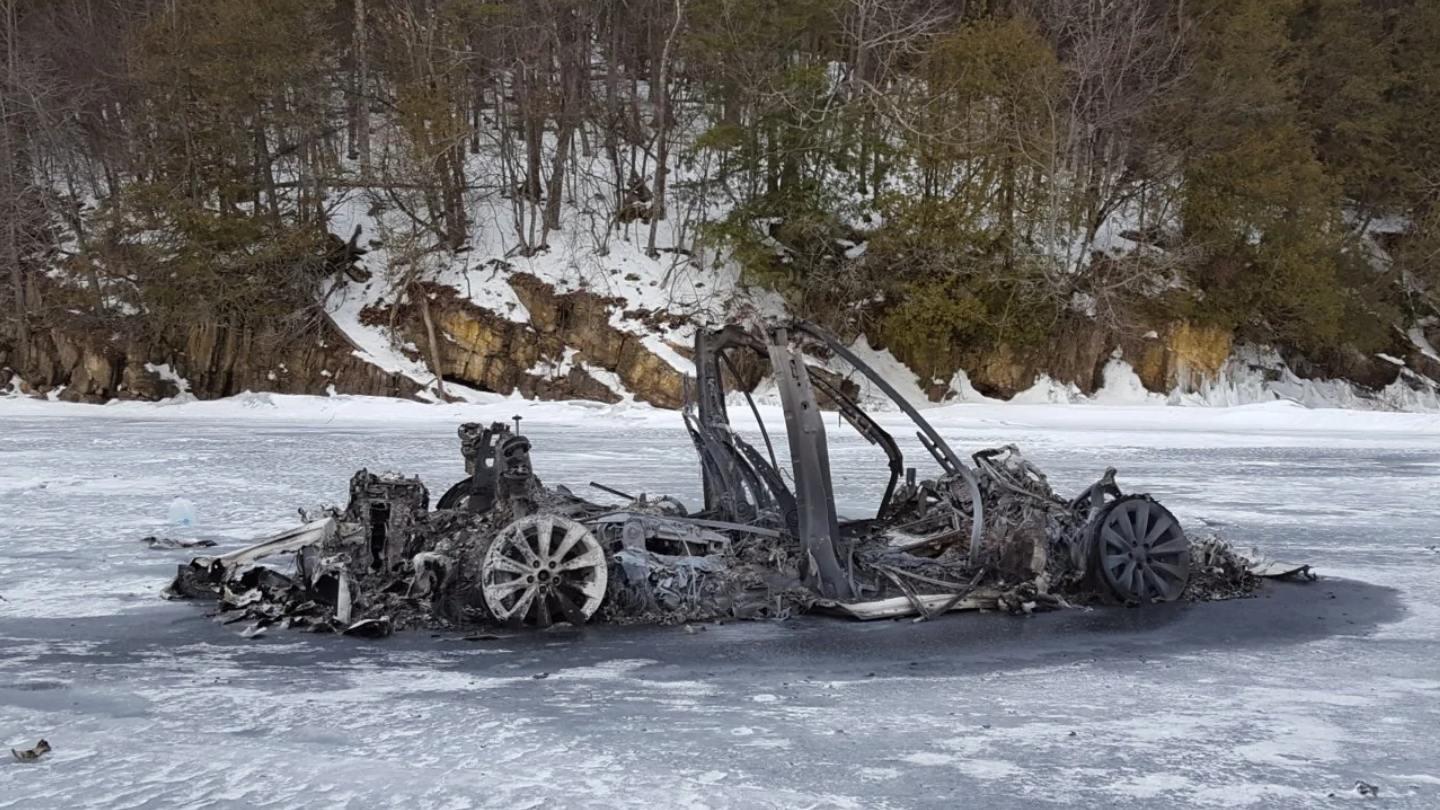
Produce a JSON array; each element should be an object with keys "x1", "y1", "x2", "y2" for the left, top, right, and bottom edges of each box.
[
  {"x1": 1246, "y1": 560, "x2": 1317, "y2": 581},
  {"x1": 166, "y1": 320, "x2": 1306, "y2": 638},
  {"x1": 141, "y1": 536, "x2": 218, "y2": 550},
  {"x1": 460, "y1": 632, "x2": 510, "y2": 642},
  {"x1": 342, "y1": 617, "x2": 393, "y2": 638},
  {"x1": 10, "y1": 739, "x2": 51, "y2": 763}
]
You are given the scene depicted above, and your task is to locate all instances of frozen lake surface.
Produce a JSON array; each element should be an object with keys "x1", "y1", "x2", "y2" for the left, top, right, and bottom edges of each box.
[{"x1": 2, "y1": 396, "x2": 1439, "y2": 807}]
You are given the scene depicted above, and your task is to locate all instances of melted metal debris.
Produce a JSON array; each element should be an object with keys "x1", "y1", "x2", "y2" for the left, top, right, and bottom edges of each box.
[
  {"x1": 166, "y1": 435, "x2": 1301, "y2": 636},
  {"x1": 165, "y1": 322, "x2": 1313, "y2": 637},
  {"x1": 11, "y1": 739, "x2": 52, "y2": 763},
  {"x1": 141, "y1": 536, "x2": 217, "y2": 550}
]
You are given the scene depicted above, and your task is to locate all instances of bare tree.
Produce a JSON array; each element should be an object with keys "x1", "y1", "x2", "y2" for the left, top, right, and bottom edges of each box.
[
  {"x1": 1025, "y1": 0, "x2": 1189, "y2": 274},
  {"x1": 646, "y1": 0, "x2": 684, "y2": 258},
  {"x1": 541, "y1": 0, "x2": 591, "y2": 243},
  {"x1": 0, "y1": 0, "x2": 64, "y2": 367},
  {"x1": 352, "y1": 0, "x2": 372, "y2": 177},
  {"x1": 0, "y1": 0, "x2": 24, "y2": 365}
]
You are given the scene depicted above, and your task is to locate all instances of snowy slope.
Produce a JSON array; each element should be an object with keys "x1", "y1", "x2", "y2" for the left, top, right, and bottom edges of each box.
[
  {"x1": 319, "y1": 150, "x2": 787, "y2": 401},
  {"x1": 309, "y1": 149, "x2": 1440, "y2": 413}
]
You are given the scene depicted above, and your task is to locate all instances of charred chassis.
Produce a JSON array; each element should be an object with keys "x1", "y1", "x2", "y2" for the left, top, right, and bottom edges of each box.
[{"x1": 170, "y1": 321, "x2": 1243, "y2": 637}]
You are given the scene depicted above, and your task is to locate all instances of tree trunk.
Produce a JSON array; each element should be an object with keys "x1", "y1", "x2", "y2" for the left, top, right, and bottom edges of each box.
[
  {"x1": 604, "y1": 17, "x2": 624, "y2": 213},
  {"x1": 1, "y1": 0, "x2": 28, "y2": 367},
  {"x1": 354, "y1": 0, "x2": 371, "y2": 177},
  {"x1": 646, "y1": 0, "x2": 684, "y2": 258},
  {"x1": 255, "y1": 105, "x2": 282, "y2": 223},
  {"x1": 543, "y1": 12, "x2": 584, "y2": 238},
  {"x1": 416, "y1": 284, "x2": 449, "y2": 399},
  {"x1": 442, "y1": 140, "x2": 467, "y2": 250},
  {"x1": 543, "y1": 125, "x2": 573, "y2": 237}
]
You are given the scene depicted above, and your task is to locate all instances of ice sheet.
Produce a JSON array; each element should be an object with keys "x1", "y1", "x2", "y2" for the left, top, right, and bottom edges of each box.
[{"x1": 2, "y1": 399, "x2": 1438, "y2": 808}]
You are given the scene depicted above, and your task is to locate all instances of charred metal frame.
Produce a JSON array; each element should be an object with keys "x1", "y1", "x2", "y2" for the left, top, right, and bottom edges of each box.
[
  {"x1": 682, "y1": 320, "x2": 992, "y2": 599},
  {"x1": 170, "y1": 318, "x2": 1213, "y2": 636}
]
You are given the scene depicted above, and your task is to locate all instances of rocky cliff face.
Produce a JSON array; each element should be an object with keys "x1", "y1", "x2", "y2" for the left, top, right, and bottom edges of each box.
[
  {"x1": 6, "y1": 273, "x2": 1438, "y2": 409},
  {"x1": 1, "y1": 273, "x2": 696, "y2": 407},
  {"x1": 369, "y1": 274, "x2": 690, "y2": 408},
  {"x1": 2, "y1": 314, "x2": 419, "y2": 403},
  {"x1": 939, "y1": 319, "x2": 1235, "y2": 400}
]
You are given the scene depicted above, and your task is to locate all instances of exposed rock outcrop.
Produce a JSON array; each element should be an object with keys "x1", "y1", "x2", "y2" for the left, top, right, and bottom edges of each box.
[
  {"x1": 1, "y1": 314, "x2": 419, "y2": 403},
  {"x1": 914, "y1": 319, "x2": 1240, "y2": 400},
  {"x1": 5, "y1": 272, "x2": 1435, "y2": 410},
  {"x1": 371, "y1": 274, "x2": 687, "y2": 408}
]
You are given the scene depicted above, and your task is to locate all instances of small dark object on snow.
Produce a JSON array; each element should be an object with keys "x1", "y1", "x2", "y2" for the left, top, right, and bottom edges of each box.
[
  {"x1": 1353, "y1": 781, "x2": 1380, "y2": 798},
  {"x1": 461, "y1": 633, "x2": 511, "y2": 642},
  {"x1": 142, "y1": 536, "x2": 217, "y2": 550},
  {"x1": 165, "y1": 320, "x2": 1305, "y2": 638},
  {"x1": 342, "y1": 617, "x2": 393, "y2": 638},
  {"x1": 11, "y1": 739, "x2": 51, "y2": 763},
  {"x1": 164, "y1": 559, "x2": 223, "y2": 600}
]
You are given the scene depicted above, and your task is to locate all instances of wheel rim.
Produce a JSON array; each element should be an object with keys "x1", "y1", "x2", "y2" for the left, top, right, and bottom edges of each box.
[
  {"x1": 1095, "y1": 498, "x2": 1189, "y2": 602},
  {"x1": 481, "y1": 515, "x2": 608, "y2": 627}
]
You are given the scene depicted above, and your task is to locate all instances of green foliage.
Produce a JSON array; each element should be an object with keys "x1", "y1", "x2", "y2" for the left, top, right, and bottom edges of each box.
[
  {"x1": 910, "y1": 17, "x2": 1060, "y2": 184},
  {"x1": 99, "y1": 184, "x2": 326, "y2": 327},
  {"x1": 132, "y1": 0, "x2": 334, "y2": 196},
  {"x1": 702, "y1": 188, "x2": 858, "y2": 319},
  {"x1": 859, "y1": 192, "x2": 1061, "y2": 379},
  {"x1": 687, "y1": 0, "x2": 868, "y2": 318},
  {"x1": 111, "y1": 0, "x2": 337, "y2": 326},
  {"x1": 877, "y1": 278, "x2": 989, "y2": 380},
  {"x1": 693, "y1": 121, "x2": 746, "y2": 153},
  {"x1": 1395, "y1": 208, "x2": 1440, "y2": 315},
  {"x1": 1292, "y1": 0, "x2": 1398, "y2": 211},
  {"x1": 1390, "y1": 1, "x2": 1440, "y2": 214},
  {"x1": 1163, "y1": 0, "x2": 1347, "y2": 350}
]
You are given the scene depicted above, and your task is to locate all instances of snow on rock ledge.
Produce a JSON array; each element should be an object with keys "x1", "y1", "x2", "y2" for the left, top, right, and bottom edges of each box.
[{"x1": 353, "y1": 274, "x2": 694, "y2": 408}]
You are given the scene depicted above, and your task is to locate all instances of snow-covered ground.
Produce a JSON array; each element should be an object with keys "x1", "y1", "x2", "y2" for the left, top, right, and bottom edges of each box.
[{"x1": 2, "y1": 396, "x2": 1439, "y2": 807}]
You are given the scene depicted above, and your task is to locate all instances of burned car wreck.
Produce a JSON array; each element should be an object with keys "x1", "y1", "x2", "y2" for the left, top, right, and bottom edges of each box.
[{"x1": 167, "y1": 321, "x2": 1311, "y2": 637}]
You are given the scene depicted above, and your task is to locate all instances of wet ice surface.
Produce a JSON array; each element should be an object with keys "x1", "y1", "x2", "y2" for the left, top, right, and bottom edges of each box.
[{"x1": 3, "y1": 405, "x2": 1440, "y2": 808}]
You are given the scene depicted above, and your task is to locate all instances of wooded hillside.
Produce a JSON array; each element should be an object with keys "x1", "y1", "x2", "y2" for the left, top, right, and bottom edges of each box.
[{"x1": 2, "y1": 0, "x2": 1438, "y2": 398}]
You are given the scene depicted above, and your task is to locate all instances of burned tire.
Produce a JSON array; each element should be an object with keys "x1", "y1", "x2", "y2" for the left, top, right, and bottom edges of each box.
[
  {"x1": 1089, "y1": 495, "x2": 1189, "y2": 603},
  {"x1": 436, "y1": 479, "x2": 470, "y2": 511},
  {"x1": 480, "y1": 514, "x2": 608, "y2": 628}
]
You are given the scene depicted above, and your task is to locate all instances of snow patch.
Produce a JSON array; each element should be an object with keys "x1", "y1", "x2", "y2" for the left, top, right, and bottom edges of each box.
[
  {"x1": 527, "y1": 348, "x2": 636, "y2": 402},
  {"x1": 1409, "y1": 325, "x2": 1440, "y2": 363},
  {"x1": 899, "y1": 751, "x2": 955, "y2": 766},
  {"x1": 1091, "y1": 356, "x2": 1167, "y2": 406},
  {"x1": 144, "y1": 362, "x2": 193, "y2": 398},
  {"x1": 946, "y1": 369, "x2": 1000, "y2": 404},
  {"x1": 325, "y1": 280, "x2": 437, "y2": 389},
  {"x1": 1178, "y1": 344, "x2": 1440, "y2": 412},
  {"x1": 1010, "y1": 375, "x2": 1085, "y2": 405},
  {"x1": 826, "y1": 335, "x2": 933, "y2": 411}
]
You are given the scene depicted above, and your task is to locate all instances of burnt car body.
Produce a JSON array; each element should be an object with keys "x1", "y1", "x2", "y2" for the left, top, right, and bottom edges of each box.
[{"x1": 168, "y1": 321, "x2": 1281, "y2": 638}]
